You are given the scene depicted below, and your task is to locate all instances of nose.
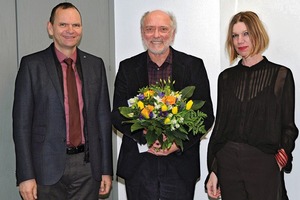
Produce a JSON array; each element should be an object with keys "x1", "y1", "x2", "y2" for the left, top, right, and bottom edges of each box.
[
  {"x1": 66, "y1": 25, "x2": 74, "y2": 33},
  {"x1": 237, "y1": 35, "x2": 244, "y2": 43},
  {"x1": 153, "y1": 28, "x2": 160, "y2": 37}
]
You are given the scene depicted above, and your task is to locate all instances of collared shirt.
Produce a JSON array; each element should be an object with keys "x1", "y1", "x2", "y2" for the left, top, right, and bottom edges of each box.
[
  {"x1": 55, "y1": 48, "x2": 85, "y2": 146},
  {"x1": 147, "y1": 49, "x2": 172, "y2": 85}
]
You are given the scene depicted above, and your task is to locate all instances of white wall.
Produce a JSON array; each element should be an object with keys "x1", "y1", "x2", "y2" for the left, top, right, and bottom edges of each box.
[{"x1": 114, "y1": 0, "x2": 300, "y2": 200}]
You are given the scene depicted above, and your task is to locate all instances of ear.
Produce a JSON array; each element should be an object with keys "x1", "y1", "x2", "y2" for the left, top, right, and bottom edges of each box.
[
  {"x1": 47, "y1": 22, "x2": 53, "y2": 37},
  {"x1": 171, "y1": 30, "x2": 176, "y2": 42}
]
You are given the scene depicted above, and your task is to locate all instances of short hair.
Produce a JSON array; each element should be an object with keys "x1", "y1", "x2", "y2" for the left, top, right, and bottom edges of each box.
[
  {"x1": 226, "y1": 11, "x2": 269, "y2": 64},
  {"x1": 140, "y1": 10, "x2": 177, "y2": 34},
  {"x1": 49, "y1": 2, "x2": 81, "y2": 24}
]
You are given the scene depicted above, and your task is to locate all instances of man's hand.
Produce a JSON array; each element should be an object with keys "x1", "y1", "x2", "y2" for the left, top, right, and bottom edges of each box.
[
  {"x1": 206, "y1": 172, "x2": 221, "y2": 199},
  {"x1": 148, "y1": 140, "x2": 179, "y2": 156},
  {"x1": 19, "y1": 179, "x2": 37, "y2": 200},
  {"x1": 99, "y1": 175, "x2": 112, "y2": 196}
]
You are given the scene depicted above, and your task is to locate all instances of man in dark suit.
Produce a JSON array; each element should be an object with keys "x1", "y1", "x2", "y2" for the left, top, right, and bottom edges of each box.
[
  {"x1": 112, "y1": 10, "x2": 214, "y2": 200},
  {"x1": 13, "y1": 3, "x2": 112, "y2": 200}
]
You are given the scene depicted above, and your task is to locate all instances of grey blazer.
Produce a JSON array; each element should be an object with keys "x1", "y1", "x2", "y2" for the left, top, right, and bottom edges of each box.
[{"x1": 13, "y1": 43, "x2": 112, "y2": 185}]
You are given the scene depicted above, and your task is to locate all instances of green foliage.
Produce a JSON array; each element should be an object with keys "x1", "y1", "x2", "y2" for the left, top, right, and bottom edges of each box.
[{"x1": 119, "y1": 78, "x2": 207, "y2": 150}]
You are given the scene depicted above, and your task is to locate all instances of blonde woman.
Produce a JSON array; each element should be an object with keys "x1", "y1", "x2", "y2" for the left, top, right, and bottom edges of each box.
[{"x1": 206, "y1": 11, "x2": 298, "y2": 200}]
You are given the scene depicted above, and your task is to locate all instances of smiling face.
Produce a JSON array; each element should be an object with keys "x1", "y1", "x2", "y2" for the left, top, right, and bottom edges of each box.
[
  {"x1": 47, "y1": 7, "x2": 82, "y2": 55},
  {"x1": 232, "y1": 22, "x2": 253, "y2": 59},
  {"x1": 141, "y1": 10, "x2": 175, "y2": 56}
]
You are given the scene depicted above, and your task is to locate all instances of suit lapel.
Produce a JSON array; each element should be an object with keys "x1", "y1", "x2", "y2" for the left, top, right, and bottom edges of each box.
[
  {"x1": 172, "y1": 49, "x2": 185, "y2": 90},
  {"x1": 135, "y1": 52, "x2": 149, "y2": 89},
  {"x1": 136, "y1": 66, "x2": 149, "y2": 87},
  {"x1": 43, "y1": 46, "x2": 65, "y2": 108},
  {"x1": 77, "y1": 51, "x2": 90, "y2": 111}
]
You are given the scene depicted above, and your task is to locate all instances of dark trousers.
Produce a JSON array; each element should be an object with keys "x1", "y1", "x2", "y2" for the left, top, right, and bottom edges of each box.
[
  {"x1": 216, "y1": 141, "x2": 281, "y2": 200},
  {"x1": 281, "y1": 172, "x2": 289, "y2": 200},
  {"x1": 125, "y1": 153, "x2": 196, "y2": 200},
  {"x1": 37, "y1": 152, "x2": 100, "y2": 200}
]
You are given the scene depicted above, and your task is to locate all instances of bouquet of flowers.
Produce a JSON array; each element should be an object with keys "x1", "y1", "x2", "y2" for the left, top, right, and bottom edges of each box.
[{"x1": 119, "y1": 78, "x2": 207, "y2": 150}]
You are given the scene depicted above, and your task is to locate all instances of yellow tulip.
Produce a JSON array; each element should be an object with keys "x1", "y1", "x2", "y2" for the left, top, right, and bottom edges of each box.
[
  {"x1": 161, "y1": 104, "x2": 168, "y2": 112},
  {"x1": 144, "y1": 90, "x2": 154, "y2": 99},
  {"x1": 164, "y1": 117, "x2": 171, "y2": 124},
  {"x1": 172, "y1": 106, "x2": 178, "y2": 114},
  {"x1": 186, "y1": 100, "x2": 193, "y2": 110},
  {"x1": 137, "y1": 101, "x2": 144, "y2": 110}
]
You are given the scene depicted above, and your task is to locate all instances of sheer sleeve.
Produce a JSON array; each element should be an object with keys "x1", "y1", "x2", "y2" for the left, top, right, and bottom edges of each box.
[
  {"x1": 207, "y1": 72, "x2": 226, "y2": 174},
  {"x1": 277, "y1": 68, "x2": 298, "y2": 172}
]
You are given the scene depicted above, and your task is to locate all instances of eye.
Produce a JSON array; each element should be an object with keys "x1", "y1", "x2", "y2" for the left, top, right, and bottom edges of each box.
[
  {"x1": 72, "y1": 23, "x2": 81, "y2": 28},
  {"x1": 145, "y1": 27, "x2": 154, "y2": 31},
  {"x1": 243, "y1": 31, "x2": 249, "y2": 36},
  {"x1": 144, "y1": 26, "x2": 155, "y2": 34},
  {"x1": 59, "y1": 23, "x2": 67, "y2": 27},
  {"x1": 159, "y1": 26, "x2": 170, "y2": 33},
  {"x1": 232, "y1": 34, "x2": 238, "y2": 38}
]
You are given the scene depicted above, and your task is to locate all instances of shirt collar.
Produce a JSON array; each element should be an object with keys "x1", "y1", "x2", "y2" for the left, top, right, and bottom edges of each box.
[
  {"x1": 55, "y1": 47, "x2": 77, "y2": 64},
  {"x1": 147, "y1": 48, "x2": 173, "y2": 66}
]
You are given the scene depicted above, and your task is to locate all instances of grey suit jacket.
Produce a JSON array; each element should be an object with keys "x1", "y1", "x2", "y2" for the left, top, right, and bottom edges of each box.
[
  {"x1": 112, "y1": 47, "x2": 214, "y2": 182},
  {"x1": 13, "y1": 43, "x2": 112, "y2": 185}
]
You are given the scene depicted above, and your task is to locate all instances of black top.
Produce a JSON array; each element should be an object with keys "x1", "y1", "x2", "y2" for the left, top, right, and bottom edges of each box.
[{"x1": 207, "y1": 57, "x2": 298, "y2": 173}]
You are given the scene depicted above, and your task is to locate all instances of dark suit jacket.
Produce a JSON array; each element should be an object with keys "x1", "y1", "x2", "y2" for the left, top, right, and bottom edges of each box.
[
  {"x1": 112, "y1": 47, "x2": 214, "y2": 182},
  {"x1": 13, "y1": 43, "x2": 112, "y2": 185}
]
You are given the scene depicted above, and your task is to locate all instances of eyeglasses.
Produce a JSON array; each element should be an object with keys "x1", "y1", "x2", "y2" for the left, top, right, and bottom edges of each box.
[{"x1": 143, "y1": 26, "x2": 171, "y2": 35}]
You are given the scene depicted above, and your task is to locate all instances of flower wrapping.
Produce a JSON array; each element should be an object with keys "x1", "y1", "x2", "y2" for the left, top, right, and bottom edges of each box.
[{"x1": 119, "y1": 78, "x2": 207, "y2": 150}]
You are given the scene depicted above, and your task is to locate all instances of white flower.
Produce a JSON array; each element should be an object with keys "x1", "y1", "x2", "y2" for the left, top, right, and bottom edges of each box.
[
  {"x1": 127, "y1": 97, "x2": 138, "y2": 107},
  {"x1": 152, "y1": 112, "x2": 157, "y2": 118},
  {"x1": 171, "y1": 119, "x2": 177, "y2": 125},
  {"x1": 154, "y1": 95, "x2": 163, "y2": 103},
  {"x1": 171, "y1": 125, "x2": 176, "y2": 131},
  {"x1": 178, "y1": 117, "x2": 184, "y2": 123},
  {"x1": 154, "y1": 102, "x2": 161, "y2": 110},
  {"x1": 167, "y1": 113, "x2": 173, "y2": 118}
]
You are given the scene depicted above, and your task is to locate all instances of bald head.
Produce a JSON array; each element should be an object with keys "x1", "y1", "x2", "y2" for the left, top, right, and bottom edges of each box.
[{"x1": 140, "y1": 10, "x2": 177, "y2": 33}]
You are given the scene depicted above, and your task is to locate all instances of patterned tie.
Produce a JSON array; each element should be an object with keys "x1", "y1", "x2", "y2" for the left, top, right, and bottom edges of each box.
[{"x1": 64, "y1": 58, "x2": 82, "y2": 147}]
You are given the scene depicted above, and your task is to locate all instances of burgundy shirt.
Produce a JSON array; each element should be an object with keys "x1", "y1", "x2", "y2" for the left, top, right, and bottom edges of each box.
[{"x1": 147, "y1": 49, "x2": 172, "y2": 85}]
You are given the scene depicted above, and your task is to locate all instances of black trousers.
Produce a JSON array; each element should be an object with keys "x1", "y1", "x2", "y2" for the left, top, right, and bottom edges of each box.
[
  {"x1": 125, "y1": 153, "x2": 196, "y2": 200},
  {"x1": 216, "y1": 141, "x2": 281, "y2": 200},
  {"x1": 37, "y1": 152, "x2": 100, "y2": 200},
  {"x1": 281, "y1": 171, "x2": 289, "y2": 200}
]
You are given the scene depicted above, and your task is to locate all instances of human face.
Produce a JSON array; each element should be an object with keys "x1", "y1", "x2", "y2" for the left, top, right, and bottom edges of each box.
[
  {"x1": 47, "y1": 7, "x2": 82, "y2": 54},
  {"x1": 141, "y1": 11, "x2": 175, "y2": 56},
  {"x1": 232, "y1": 22, "x2": 253, "y2": 59}
]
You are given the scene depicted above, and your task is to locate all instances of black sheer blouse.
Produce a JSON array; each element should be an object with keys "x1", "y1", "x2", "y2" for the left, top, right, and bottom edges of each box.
[{"x1": 208, "y1": 57, "x2": 298, "y2": 173}]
